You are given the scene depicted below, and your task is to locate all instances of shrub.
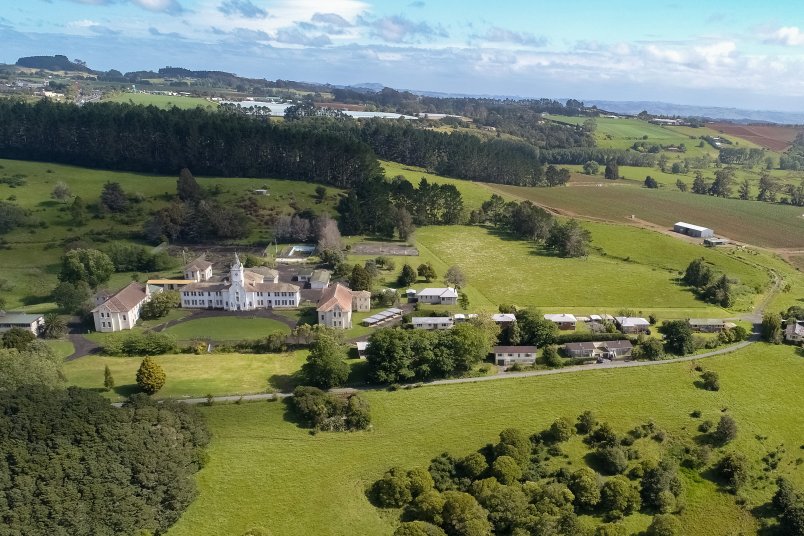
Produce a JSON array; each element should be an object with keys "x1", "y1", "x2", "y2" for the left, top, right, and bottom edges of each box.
[
  {"x1": 135, "y1": 356, "x2": 166, "y2": 394},
  {"x1": 102, "y1": 331, "x2": 177, "y2": 356},
  {"x1": 716, "y1": 452, "x2": 750, "y2": 491},
  {"x1": 587, "y1": 422, "x2": 619, "y2": 448},
  {"x1": 646, "y1": 514, "x2": 682, "y2": 536},
  {"x1": 568, "y1": 468, "x2": 600, "y2": 509},
  {"x1": 547, "y1": 417, "x2": 575, "y2": 443},
  {"x1": 372, "y1": 468, "x2": 412, "y2": 508},
  {"x1": 576, "y1": 410, "x2": 597, "y2": 435},
  {"x1": 698, "y1": 420, "x2": 713, "y2": 433},
  {"x1": 600, "y1": 476, "x2": 641, "y2": 516},
  {"x1": 597, "y1": 446, "x2": 629, "y2": 475},
  {"x1": 491, "y1": 455, "x2": 522, "y2": 484},
  {"x1": 713, "y1": 415, "x2": 738, "y2": 444},
  {"x1": 292, "y1": 386, "x2": 371, "y2": 432},
  {"x1": 700, "y1": 370, "x2": 720, "y2": 391}
]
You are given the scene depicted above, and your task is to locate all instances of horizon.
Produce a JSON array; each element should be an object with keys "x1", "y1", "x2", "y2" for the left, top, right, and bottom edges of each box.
[{"x1": 4, "y1": 1, "x2": 804, "y2": 111}]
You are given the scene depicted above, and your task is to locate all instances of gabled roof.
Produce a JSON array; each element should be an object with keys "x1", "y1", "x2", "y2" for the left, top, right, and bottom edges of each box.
[
  {"x1": 615, "y1": 317, "x2": 650, "y2": 327},
  {"x1": 492, "y1": 346, "x2": 537, "y2": 353},
  {"x1": 0, "y1": 312, "x2": 44, "y2": 324},
  {"x1": 317, "y1": 283, "x2": 353, "y2": 312},
  {"x1": 310, "y1": 269, "x2": 331, "y2": 284},
  {"x1": 352, "y1": 290, "x2": 372, "y2": 298},
  {"x1": 411, "y1": 317, "x2": 454, "y2": 325},
  {"x1": 544, "y1": 313, "x2": 577, "y2": 323},
  {"x1": 92, "y1": 282, "x2": 148, "y2": 313},
  {"x1": 418, "y1": 287, "x2": 458, "y2": 299},
  {"x1": 786, "y1": 321, "x2": 804, "y2": 337},
  {"x1": 674, "y1": 222, "x2": 712, "y2": 232},
  {"x1": 185, "y1": 256, "x2": 212, "y2": 271},
  {"x1": 492, "y1": 313, "x2": 516, "y2": 323}
]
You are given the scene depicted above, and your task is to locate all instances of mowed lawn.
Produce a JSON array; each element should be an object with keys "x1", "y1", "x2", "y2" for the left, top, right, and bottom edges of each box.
[
  {"x1": 490, "y1": 181, "x2": 804, "y2": 249},
  {"x1": 411, "y1": 225, "x2": 763, "y2": 314},
  {"x1": 162, "y1": 316, "x2": 292, "y2": 342},
  {"x1": 166, "y1": 344, "x2": 804, "y2": 536},
  {"x1": 64, "y1": 351, "x2": 308, "y2": 400}
]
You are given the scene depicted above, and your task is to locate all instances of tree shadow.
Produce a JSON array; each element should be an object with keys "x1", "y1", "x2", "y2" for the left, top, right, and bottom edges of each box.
[
  {"x1": 38, "y1": 200, "x2": 61, "y2": 208},
  {"x1": 113, "y1": 383, "x2": 140, "y2": 397},
  {"x1": 268, "y1": 373, "x2": 300, "y2": 392},
  {"x1": 582, "y1": 451, "x2": 609, "y2": 474},
  {"x1": 279, "y1": 397, "x2": 306, "y2": 427},
  {"x1": 752, "y1": 502, "x2": 784, "y2": 536},
  {"x1": 20, "y1": 294, "x2": 52, "y2": 306},
  {"x1": 347, "y1": 360, "x2": 371, "y2": 386}
]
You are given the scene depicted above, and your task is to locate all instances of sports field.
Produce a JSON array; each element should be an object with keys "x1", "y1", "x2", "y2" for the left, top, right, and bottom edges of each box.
[{"x1": 166, "y1": 344, "x2": 804, "y2": 536}]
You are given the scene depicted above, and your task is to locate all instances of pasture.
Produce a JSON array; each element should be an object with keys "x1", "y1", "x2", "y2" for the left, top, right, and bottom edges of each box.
[
  {"x1": 101, "y1": 92, "x2": 218, "y2": 110},
  {"x1": 63, "y1": 350, "x2": 308, "y2": 400},
  {"x1": 166, "y1": 344, "x2": 804, "y2": 536}
]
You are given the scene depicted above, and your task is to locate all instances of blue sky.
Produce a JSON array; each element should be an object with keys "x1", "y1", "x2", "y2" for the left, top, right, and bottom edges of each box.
[{"x1": 4, "y1": 0, "x2": 804, "y2": 109}]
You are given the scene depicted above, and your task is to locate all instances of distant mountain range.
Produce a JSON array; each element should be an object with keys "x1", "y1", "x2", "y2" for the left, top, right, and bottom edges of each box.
[{"x1": 584, "y1": 100, "x2": 804, "y2": 125}]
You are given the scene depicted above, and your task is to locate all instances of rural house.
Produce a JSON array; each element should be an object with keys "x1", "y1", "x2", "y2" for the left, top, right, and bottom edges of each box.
[
  {"x1": 0, "y1": 312, "x2": 44, "y2": 335},
  {"x1": 614, "y1": 316, "x2": 651, "y2": 334},
  {"x1": 564, "y1": 340, "x2": 633, "y2": 360},
  {"x1": 492, "y1": 346, "x2": 538, "y2": 366},
  {"x1": 492, "y1": 313, "x2": 516, "y2": 324},
  {"x1": 416, "y1": 287, "x2": 459, "y2": 305},
  {"x1": 309, "y1": 269, "x2": 332, "y2": 290},
  {"x1": 544, "y1": 313, "x2": 577, "y2": 330},
  {"x1": 92, "y1": 282, "x2": 158, "y2": 332},
  {"x1": 673, "y1": 222, "x2": 714, "y2": 239},
  {"x1": 181, "y1": 254, "x2": 299, "y2": 311},
  {"x1": 688, "y1": 318, "x2": 731, "y2": 333},
  {"x1": 785, "y1": 320, "x2": 804, "y2": 343},
  {"x1": 184, "y1": 256, "x2": 213, "y2": 282},
  {"x1": 317, "y1": 283, "x2": 357, "y2": 329},
  {"x1": 411, "y1": 317, "x2": 454, "y2": 330}
]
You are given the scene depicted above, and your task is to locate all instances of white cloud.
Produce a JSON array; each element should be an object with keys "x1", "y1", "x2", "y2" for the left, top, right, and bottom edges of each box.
[{"x1": 764, "y1": 26, "x2": 804, "y2": 46}]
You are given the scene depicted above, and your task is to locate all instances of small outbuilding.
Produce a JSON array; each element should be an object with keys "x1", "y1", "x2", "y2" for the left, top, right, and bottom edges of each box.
[
  {"x1": 0, "y1": 312, "x2": 45, "y2": 335},
  {"x1": 673, "y1": 221, "x2": 714, "y2": 238}
]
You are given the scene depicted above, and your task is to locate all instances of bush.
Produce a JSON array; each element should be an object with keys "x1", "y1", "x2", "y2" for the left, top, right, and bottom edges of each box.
[
  {"x1": 700, "y1": 370, "x2": 720, "y2": 391},
  {"x1": 716, "y1": 452, "x2": 750, "y2": 491},
  {"x1": 372, "y1": 468, "x2": 412, "y2": 508},
  {"x1": 587, "y1": 422, "x2": 619, "y2": 448},
  {"x1": 547, "y1": 417, "x2": 575, "y2": 443},
  {"x1": 597, "y1": 446, "x2": 629, "y2": 475},
  {"x1": 646, "y1": 514, "x2": 681, "y2": 536},
  {"x1": 698, "y1": 420, "x2": 713, "y2": 433},
  {"x1": 136, "y1": 356, "x2": 166, "y2": 394},
  {"x1": 576, "y1": 410, "x2": 597, "y2": 435},
  {"x1": 713, "y1": 415, "x2": 738, "y2": 444},
  {"x1": 292, "y1": 386, "x2": 371, "y2": 432},
  {"x1": 491, "y1": 455, "x2": 522, "y2": 484},
  {"x1": 600, "y1": 476, "x2": 641, "y2": 516}
]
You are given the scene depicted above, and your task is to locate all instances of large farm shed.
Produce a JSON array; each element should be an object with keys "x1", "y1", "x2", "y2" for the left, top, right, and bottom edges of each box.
[{"x1": 673, "y1": 221, "x2": 714, "y2": 238}]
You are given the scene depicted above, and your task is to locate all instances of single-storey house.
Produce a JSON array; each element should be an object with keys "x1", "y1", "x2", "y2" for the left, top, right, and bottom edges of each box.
[
  {"x1": 411, "y1": 317, "x2": 454, "y2": 330},
  {"x1": 544, "y1": 313, "x2": 577, "y2": 330},
  {"x1": 688, "y1": 318, "x2": 727, "y2": 333},
  {"x1": 564, "y1": 340, "x2": 633, "y2": 360},
  {"x1": 492, "y1": 346, "x2": 538, "y2": 366},
  {"x1": 492, "y1": 313, "x2": 516, "y2": 324},
  {"x1": 184, "y1": 256, "x2": 213, "y2": 282},
  {"x1": 417, "y1": 287, "x2": 459, "y2": 306},
  {"x1": 785, "y1": 320, "x2": 804, "y2": 343},
  {"x1": 614, "y1": 316, "x2": 651, "y2": 334},
  {"x1": 309, "y1": 269, "x2": 332, "y2": 290},
  {"x1": 673, "y1": 221, "x2": 714, "y2": 238},
  {"x1": 0, "y1": 312, "x2": 45, "y2": 335},
  {"x1": 453, "y1": 313, "x2": 478, "y2": 323},
  {"x1": 93, "y1": 281, "x2": 157, "y2": 333}
]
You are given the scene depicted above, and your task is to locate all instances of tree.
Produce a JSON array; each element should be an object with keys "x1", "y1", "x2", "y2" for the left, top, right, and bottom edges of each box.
[
  {"x1": 51, "y1": 181, "x2": 72, "y2": 202},
  {"x1": 517, "y1": 310, "x2": 558, "y2": 347},
  {"x1": 59, "y1": 248, "x2": 114, "y2": 288},
  {"x1": 716, "y1": 452, "x2": 750, "y2": 491},
  {"x1": 545, "y1": 219, "x2": 591, "y2": 257},
  {"x1": 600, "y1": 476, "x2": 641, "y2": 515},
  {"x1": 542, "y1": 346, "x2": 562, "y2": 367},
  {"x1": 0, "y1": 342, "x2": 64, "y2": 391},
  {"x1": 372, "y1": 467, "x2": 413, "y2": 507},
  {"x1": 713, "y1": 415, "x2": 738, "y2": 444},
  {"x1": 392, "y1": 206, "x2": 416, "y2": 241},
  {"x1": 315, "y1": 215, "x2": 342, "y2": 253},
  {"x1": 568, "y1": 468, "x2": 600, "y2": 509},
  {"x1": 702, "y1": 274, "x2": 733, "y2": 308},
  {"x1": 491, "y1": 455, "x2": 521, "y2": 484},
  {"x1": 675, "y1": 179, "x2": 688, "y2": 192},
  {"x1": 136, "y1": 356, "x2": 166, "y2": 394},
  {"x1": 757, "y1": 173, "x2": 779, "y2": 202},
  {"x1": 52, "y1": 281, "x2": 91, "y2": 313},
  {"x1": 670, "y1": 162, "x2": 685, "y2": 174},
  {"x1": 417, "y1": 263, "x2": 437, "y2": 283},
  {"x1": 140, "y1": 291, "x2": 179, "y2": 320},
  {"x1": 738, "y1": 179, "x2": 751, "y2": 200},
  {"x1": 644, "y1": 176, "x2": 659, "y2": 189},
  {"x1": 660, "y1": 320, "x2": 694, "y2": 355},
  {"x1": 658, "y1": 154, "x2": 669, "y2": 172},
  {"x1": 709, "y1": 168, "x2": 734, "y2": 197},
  {"x1": 302, "y1": 335, "x2": 350, "y2": 389},
  {"x1": 583, "y1": 161, "x2": 599, "y2": 175},
  {"x1": 634, "y1": 339, "x2": 664, "y2": 360},
  {"x1": 761, "y1": 312, "x2": 783, "y2": 343},
  {"x1": 691, "y1": 172, "x2": 708, "y2": 194},
  {"x1": 641, "y1": 459, "x2": 682, "y2": 509},
  {"x1": 100, "y1": 181, "x2": 128, "y2": 212},
  {"x1": 604, "y1": 160, "x2": 619, "y2": 180},
  {"x1": 773, "y1": 477, "x2": 801, "y2": 513},
  {"x1": 458, "y1": 292, "x2": 470, "y2": 311},
  {"x1": 597, "y1": 446, "x2": 629, "y2": 475},
  {"x1": 104, "y1": 364, "x2": 115, "y2": 391},
  {"x1": 547, "y1": 417, "x2": 574, "y2": 442},
  {"x1": 1, "y1": 327, "x2": 36, "y2": 351},
  {"x1": 576, "y1": 410, "x2": 597, "y2": 435},
  {"x1": 350, "y1": 264, "x2": 372, "y2": 292},
  {"x1": 646, "y1": 514, "x2": 681, "y2": 536},
  {"x1": 399, "y1": 263, "x2": 418, "y2": 287},
  {"x1": 440, "y1": 491, "x2": 493, "y2": 536},
  {"x1": 700, "y1": 370, "x2": 720, "y2": 391},
  {"x1": 460, "y1": 452, "x2": 488, "y2": 480},
  {"x1": 177, "y1": 167, "x2": 202, "y2": 202},
  {"x1": 314, "y1": 185, "x2": 327, "y2": 202},
  {"x1": 444, "y1": 266, "x2": 466, "y2": 289},
  {"x1": 682, "y1": 258, "x2": 713, "y2": 289},
  {"x1": 394, "y1": 521, "x2": 447, "y2": 536},
  {"x1": 41, "y1": 313, "x2": 67, "y2": 339}
]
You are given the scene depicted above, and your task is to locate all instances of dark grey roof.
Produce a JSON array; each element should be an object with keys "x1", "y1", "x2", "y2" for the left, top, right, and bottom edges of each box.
[{"x1": 492, "y1": 346, "x2": 538, "y2": 353}]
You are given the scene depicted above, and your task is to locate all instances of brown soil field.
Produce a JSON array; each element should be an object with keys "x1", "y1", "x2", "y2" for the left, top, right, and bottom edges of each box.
[{"x1": 709, "y1": 122, "x2": 802, "y2": 151}]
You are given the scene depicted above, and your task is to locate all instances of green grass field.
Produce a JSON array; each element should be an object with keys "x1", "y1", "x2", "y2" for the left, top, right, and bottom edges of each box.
[
  {"x1": 102, "y1": 92, "x2": 218, "y2": 110},
  {"x1": 166, "y1": 343, "x2": 804, "y2": 536},
  {"x1": 162, "y1": 316, "x2": 291, "y2": 342},
  {"x1": 64, "y1": 351, "x2": 308, "y2": 400}
]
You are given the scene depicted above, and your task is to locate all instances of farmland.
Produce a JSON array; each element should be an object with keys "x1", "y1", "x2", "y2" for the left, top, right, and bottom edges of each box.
[
  {"x1": 166, "y1": 343, "x2": 804, "y2": 536},
  {"x1": 710, "y1": 122, "x2": 802, "y2": 151},
  {"x1": 101, "y1": 91, "x2": 218, "y2": 110}
]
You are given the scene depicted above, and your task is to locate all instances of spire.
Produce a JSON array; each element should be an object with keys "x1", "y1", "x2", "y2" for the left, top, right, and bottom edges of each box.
[
  {"x1": 233, "y1": 252, "x2": 241, "y2": 268},
  {"x1": 230, "y1": 253, "x2": 245, "y2": 284}
]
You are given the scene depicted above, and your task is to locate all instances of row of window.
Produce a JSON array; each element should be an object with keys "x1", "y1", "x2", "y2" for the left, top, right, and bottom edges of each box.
[{"x1": 183, "y1": 291, "x2": 297, "y2": 297}]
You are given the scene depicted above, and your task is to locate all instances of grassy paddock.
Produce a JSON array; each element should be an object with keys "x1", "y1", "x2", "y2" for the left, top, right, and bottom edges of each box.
[
  {"x1": 162, "y1": 316, "x2": 291, "y2": 342},
  {"x1": 166, "y1": 344, "x2": 804, "y2": 536},
  {"x1": 101, "y1": 92, "x2": 218, "y2": 110}
]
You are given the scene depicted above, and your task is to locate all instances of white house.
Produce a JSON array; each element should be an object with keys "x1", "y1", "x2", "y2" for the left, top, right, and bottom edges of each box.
[
  {"x1": 416, "y1": 287, "x2": 458, "y2": 305},
  {"x1": 564, "y1": 340, "x2": 633, "y2": 360},
  {"x1": 309, "y1": 269, "x2": 332, "y2": 290},
  {"x1": 492, "y1": 313, "x2": 516, "y2": 324},
  {"x1": 180, "y1": 254, "x2": 299, "y2": 311},
  {"x1": 412, "y1": 317, "x2": 454, "y2": 330},
  {"x1": 785, "y1": 321, "x2": 804, "y2": 343},
  {"x1": 0, "y1": 312, "x2": 45, "y2": 335},
  {"x1": 317, "y1": 283, "x2": 355, "y2": 329},
  {"x1": 544, "y1": 313, "x2": 577, "y2": 330},
  {"x1": 92, "y1": 282, "x2": 157, "y2": 332},
  {"x1": 614, "y1": 317, "x2": 651, "y2": 334},
  {"x1": 184, "y1": 256, "x2": 213, "y2": 282},
  {"x1": 352, "y1": 290, "x2": 372, "y2": 312},
  {"x1": 492, "y1": 346, "x2": 538, "y2": 366}
]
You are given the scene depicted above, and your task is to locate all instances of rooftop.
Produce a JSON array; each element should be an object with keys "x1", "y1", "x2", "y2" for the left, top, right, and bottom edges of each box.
[
  {"x1": 0, "y1": 312, "x2": 44, "y2": 324},
  {"x1": 688, "y1": 318, "x2": 726, "y2": 325},
  {"x1": 317, "y1": 283, "x2": 353, "y2": 312},
  {"x1": 492, "y1": 313, "x2": 516, "y2": 323},
  {"x1": 185, "y1": 256, "x2": 213, "y2": 271},
  {"x1": 310, "y1": 269, "x2": 332, "y2": 284},
  {"x1": 615, "y1": 316, "x2": 650, "y2": 327},
  {"x1": 92, "y1": 282, "x2": 148, "y2": 313},
  {"x1": 412, "y1": 317, "x2": 454, "y2": 325},
  {"x1": 418, "y1": 287, "x2": 458, "y2": 299},
  {"x1": 492, "y1": 346, "x2": 537, "y2": 353},
  {"x1": 674, "y1": 221, "x2": 712, "y2": 232},
  {"x1": 544, "y1": 313, "x2": 577, "y2": 322}
]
